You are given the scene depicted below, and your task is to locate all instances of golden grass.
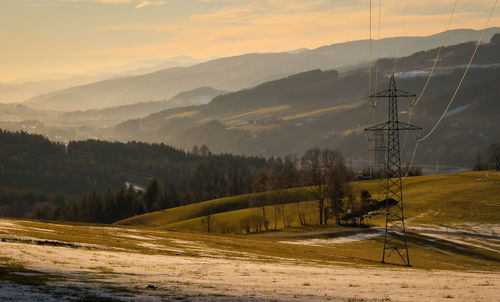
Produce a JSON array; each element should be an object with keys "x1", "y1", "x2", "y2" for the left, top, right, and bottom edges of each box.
[
  {"x1": 164, "y1": 200, "x2": 320, "y2": 233},
  {"x1": 228, "y1": 123, "x2": 281, "y2": 134},
  {"x1": 399, "y1": 171, "x2": 500, "y2": 226},
  {"x1": 2, "y1": 216, "x2": 499, "y2": 272},
  {"x1": 117, "y1": 192, "x2": 267, "y2": 228},
  {"x1": 164, "y1": 110, "x2": 199, "y2": 120},
  {"x1": 280, "y1": 101, "x2": 363, "y2": 121},
  {"x1": 220, "y1": 105, "x2": 289, "y2": 126},
  {"x1": 222, "y1": 105, "x2": 289, "y2": 121},
  {"x1": 118, "y1": 171, "x2": 500, "y2": 234},
  {"x1": 341, "y1": 125, "x2": 367, "y2": 137}
]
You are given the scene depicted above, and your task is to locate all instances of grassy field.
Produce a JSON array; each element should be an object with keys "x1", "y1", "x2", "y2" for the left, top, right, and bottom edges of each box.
[
  {"x1": 117, "y1": 191, "x2": 270, "y2": 228},
  {"x1": 1, "y1": 171, "x2": 499, "y2": 300},
  {"x1": 117, "y1": 171, "x2": 500, "y2": 234},
  {"x1": 279, "y1": 101, "x2": 364, "y2": 121},
  {"x1": 2, "y1": 214, "x2": 499, "y2": 272},
  {"x1": 0, "y1": 214, "x2": 498, "y2": 301}
]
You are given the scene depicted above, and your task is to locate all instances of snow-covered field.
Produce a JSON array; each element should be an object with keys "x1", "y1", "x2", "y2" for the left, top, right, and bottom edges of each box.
[{"x1": 0, "y1": 218, "x2": 499, "y2": 301}]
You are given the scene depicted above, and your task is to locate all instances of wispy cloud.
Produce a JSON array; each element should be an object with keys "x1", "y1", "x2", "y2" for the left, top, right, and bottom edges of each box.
[
  {"x1": 5, "y1": 0, "x2": 499, "y2": 81},
  {"x1": 25, "y1": 3, "x2": 56, "y2": 6},
  {"x1": 135, "y1": 1, "x2": 150, "y2": 8},
  {"x1": 92, "y1": 0, "x2": 499, "y2": 59},
  {"x1": 56, "y1": 0, "x2": 166, "y2": 8},
  {"x1": 58, "y1": 0, "x2": 132, "y2": 3},
  {"x1": 135, "y1": 1, "x2": 166, "y2": 9}
]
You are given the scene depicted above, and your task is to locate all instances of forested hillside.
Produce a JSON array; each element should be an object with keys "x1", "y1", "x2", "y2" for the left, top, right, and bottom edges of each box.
[
  {"x1": 112, "y1": 35, "x2": 500, "y2": 168},
  {"x1": 0, "y1": 129, "x2": 366, "y2": 225},
  {"x1": 0, "y1": 129, "x2": 273, "y2": 219}
]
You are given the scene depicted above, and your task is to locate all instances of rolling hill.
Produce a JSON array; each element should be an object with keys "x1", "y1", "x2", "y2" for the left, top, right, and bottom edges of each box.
[
  {"x1": 1, "y1": 171, "x2": 498, "y2": 300},
  {"x1": 57, "y1": 87, "x2": 227, "y2": 127},
  {"x1": 0, "y1": 86, "x2": 226, "y2": 142},
  {"x1": 116, "y1": 171, "x2": 500, "y2": 233}
]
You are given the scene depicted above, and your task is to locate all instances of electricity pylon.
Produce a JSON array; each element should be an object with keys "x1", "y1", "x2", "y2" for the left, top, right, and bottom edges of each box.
[{"x1": 364, "y1": 74, "x2": 421, "y2": 266}]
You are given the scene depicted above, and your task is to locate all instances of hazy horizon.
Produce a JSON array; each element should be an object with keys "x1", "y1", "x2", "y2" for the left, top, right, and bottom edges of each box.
[{"x1": 1, "y1": 0, "x2": 499, "y2": 82}]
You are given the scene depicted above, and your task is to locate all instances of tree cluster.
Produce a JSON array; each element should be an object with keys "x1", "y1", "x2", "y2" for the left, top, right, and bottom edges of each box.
[
  {"x1": 0, "y1": 129, "x2": 269, "y2": 219},
  {"x1": 0, "y1": 129, "x2": 416, "y2": 228},
  {"x1": 473, "y1": 144, "x2": 500, "y2": 171}
]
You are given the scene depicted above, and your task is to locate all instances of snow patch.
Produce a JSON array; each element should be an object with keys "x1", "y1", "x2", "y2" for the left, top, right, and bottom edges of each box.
[
  {"x1": 280, "y1": 232, "x2": 383, "y2": 246},
  {"x1": 445, "y1": 104, "x2": 470, "y2": 117}
]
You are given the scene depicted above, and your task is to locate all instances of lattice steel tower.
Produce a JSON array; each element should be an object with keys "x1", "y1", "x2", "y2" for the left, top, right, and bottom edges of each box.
[{"x1": 365, "y1": 75, "x2": 421, "y2": 266}]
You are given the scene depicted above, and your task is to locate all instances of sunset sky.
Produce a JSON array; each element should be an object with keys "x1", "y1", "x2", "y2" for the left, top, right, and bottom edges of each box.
[{"x1": 0, "y1": 0, "x2": 498, "y2": 82}]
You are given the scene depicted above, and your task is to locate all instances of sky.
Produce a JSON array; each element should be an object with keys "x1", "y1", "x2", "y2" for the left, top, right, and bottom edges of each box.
[{"x1": 0, "y1": 0, "x2": 498, "y2": 82}]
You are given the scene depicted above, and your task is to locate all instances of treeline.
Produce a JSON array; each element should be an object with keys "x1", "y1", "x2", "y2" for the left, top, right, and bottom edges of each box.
[
  {"x1": 0, "y1": 129, "x2": 430, "y2": 225},
  {"x1": 0, "y1": 128, "x2": 360, "y2": 224},
  {"x1": 50, "y1": 149, "x2": 362, "y2": 225},
  {"x1": 473, "y1": 143, "x2": 500, "y2": 171},
  {"x1": 0, "y1": 129, "x2": 273, "y2": 219},
  {"x1": 0, "y1": 187, "x2": 67, "y2": 218},
  {"x1": 0, "y1": 129, "x2": 269, "y2": 195}
]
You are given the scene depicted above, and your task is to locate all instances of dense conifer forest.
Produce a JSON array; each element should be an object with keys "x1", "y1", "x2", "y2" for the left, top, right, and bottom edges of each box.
[
  {"x1": 0, "y1": 129, "x2": 366, "y2": 224},
  {"x1": 0, "y1": 129, "x2": 274, "y2": 221}
]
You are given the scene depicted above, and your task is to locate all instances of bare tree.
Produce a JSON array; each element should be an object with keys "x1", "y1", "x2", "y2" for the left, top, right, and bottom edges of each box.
[
  {"x1": 251, "y1": 172, "x2": 268, "y2": 193},
  {"x1": 217, "y1": 220, "x2": 233, "y2": 234},
  {"x1": 326, "y1": 156, "x2": 349, "y2": 224},
  {"x1": 281, "y1": 154, "x2": 304, "y2": 226},
  {"x1": 200, "y1": 214, "x2": 215, "y2": 233},
  {"x1": 191, "y1": 145, "x2": 199, "y2": 156},
  {"x1": 267, "y1": 167, "x2": 285, "y2": 229},
  {"x1": 473, "y1": 154, "x2": 490, "y2": 171},
  {"x1": 228, "y1": 161, "x2": 249, "y2": 196},
  {"x1": 301, "y1": 148, "x2": 344, "y2": 225},
  {"x1": 192, "y1": 161, "x2": 227, "y2": 201},
  {"x1": 249, "y1": 211, "x2": 265, "y2": 232},
  {"x1": 248, "y1": 195, "x2": 269, "y2": 231},
  {"x1": 200, "y1": 144, "x2": 211, "y2": 159},
  {"x1": 239, "y1": 216, "x2": 252, "y2": 233},
  {"x1": 491, "y1": 143, "x2": 500, "y2": 171}
]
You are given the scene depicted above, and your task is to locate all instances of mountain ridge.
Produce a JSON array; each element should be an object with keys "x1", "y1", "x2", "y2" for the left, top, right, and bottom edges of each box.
[
  {"x1": 23, "y1": 27, "x2": 500, "y2": 112},
  {"x1": 110, "y1": 35, "x2": 500, "y2": 168}
]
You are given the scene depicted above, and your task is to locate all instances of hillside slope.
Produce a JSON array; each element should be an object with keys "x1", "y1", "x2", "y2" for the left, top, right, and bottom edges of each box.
[
  {"x1": 116, "y1": 171, "x2": 500, "y2": 233},
  {"x1": 113, "y1": 36, "x2": 500, "y2": 167}
]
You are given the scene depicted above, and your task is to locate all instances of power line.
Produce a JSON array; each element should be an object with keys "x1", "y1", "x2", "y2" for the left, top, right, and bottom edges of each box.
[
  {"x1": 369, "y1": 0, "x2": 373, "y2": 98},
  {"x1": 368, "y1": 0, "x2": 382, "y2": 176},
  {"x1": 374, "y1": 0, "x2": 382, "y2": 99},
  {"x1": 401, "y1": 0, "x2": 458, "y2": 153},
  {"x1": 405, "y1": 0, "x2": 498, "y2": 177},
  {"x1": 368, "y1": 0, "x2": 375, "y2": 175}
]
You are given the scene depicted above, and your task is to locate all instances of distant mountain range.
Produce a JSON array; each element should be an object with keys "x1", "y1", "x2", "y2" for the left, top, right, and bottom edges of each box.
[
  {"x1": 1, "y1": 28, "x2": 499, "y2": 170},
  {"x1": 0, "y1": 56, "x2": 203, "y2": 104},
  {"x1": 0, "y1": 87, "x2": 226, "y2": 140},
  {"x1": 111, "y1": 34, "x2": 500, "y2": 168},
  {"x1": 58, "y1": 87, "x2": 227, "y2": 127},
  {"x1": 23, "y1": 28, "x2": 500, "y2": 112}
]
